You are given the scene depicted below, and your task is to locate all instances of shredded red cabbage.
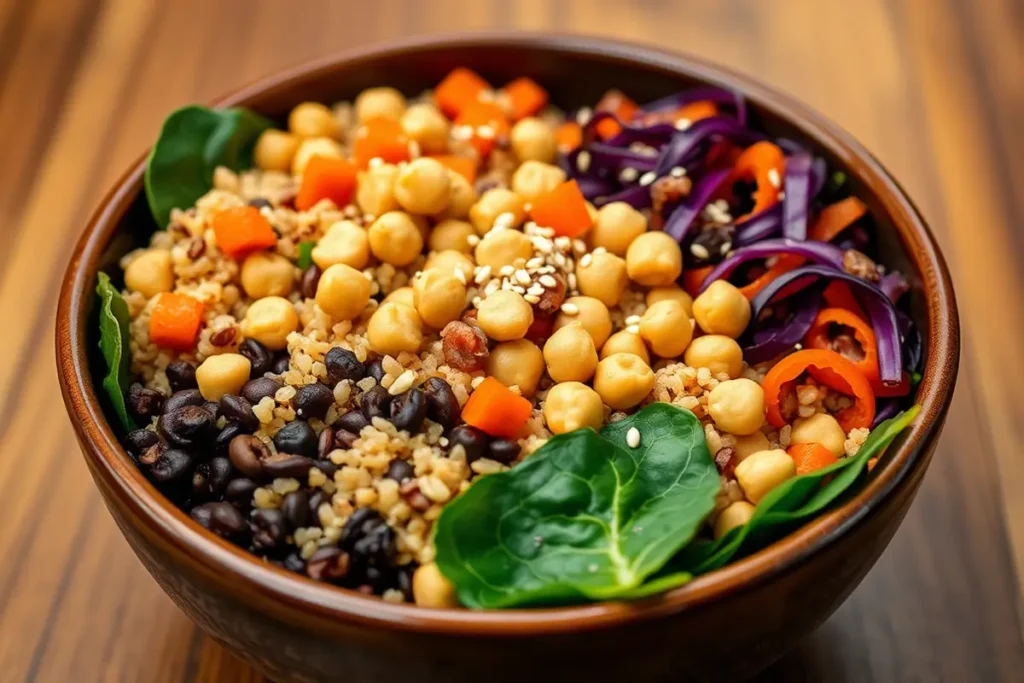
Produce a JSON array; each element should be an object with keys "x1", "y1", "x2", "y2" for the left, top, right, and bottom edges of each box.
[
  {"x1": 734, "y1": 205, "x2": 782, "y2": 246},
  {"x1": 743, "y1": 290, "x2": 823, "y2": 364},
  {"x1": 663, "y1": 168, "x2": 731, "y2": 241},
  {"x1": 782, "y1": 153, "x2": 813, "y2": 240},
  {"x1": 698, "y1": 239, "x2": 846, "y2": 293},
  {"x1": 640, "y1": 86, "x2": 748, "y2": 125},
  {"x1": 653, "y1": 116, "x2": 765, "y2": 177}
]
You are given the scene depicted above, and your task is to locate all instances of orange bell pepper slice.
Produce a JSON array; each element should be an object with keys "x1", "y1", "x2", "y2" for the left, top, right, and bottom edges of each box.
[
  {"x1": 594, "y1": 89, "x2": 639, "y2": 140},
  {"x1": 822, "y1": 281, "x2": 867, "y2": 320},
  {"x1": 210, "y1": 206, "x2": 278, "y2": 259},
  {"x1": 683, "y1": 266, "x2": 715, "y2": 297},
  {"x1": 461, "y1": 377, "x2": 533, "y2": 439},
  {"x1": 809, "y1": 197, "x2": 867, "y2": 243},
  {"x1": 149, "y1": 293, "x2": 205, "y2": 352},
  {"x1": 787, "y1": 443, "x2": 839, "y2": 475},
  {"x1": 804, "y1": 307, "x2": 881, "y2": 388},
  {"x1": 726, "y1": 141, "x2": 786, "y2": 222},
  {"x1": 762, "y1": 349, "x2": 875, "y2": 431}
]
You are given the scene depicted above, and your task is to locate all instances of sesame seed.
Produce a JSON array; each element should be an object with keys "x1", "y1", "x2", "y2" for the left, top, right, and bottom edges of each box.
[
  {"x1": 554, "y1": 236, "x2": 571, "y2": 250},
  {"x1": 514, "y1": 269, "x2": 532, "y2": 286},
  {"x1": 574, "y1": 240, "x2": 589, "y2": 254},
  {"x1": 471, "y1": 376, "x2": 486, "y2": 389},
  {"x1": 526, "y1": 257, "x2": 544, "y2": 269},
  {"x1": 499, "y1": 265, "x2": 515, "y2": 277},
  {"x1": 768, "y1": 168, "x2": 781, "y2": 188},
  {"x1": 466, "y1": 234, "x2": 480, "y2": 246},
  {"x1": 670, "y1": 166, "x2": 687, "y2": 178},
  {"x1": 626, "y1": 427, "x2": 641, "y2": 449},
  {"x1": 511, "y1": 285, "x2": 526, "y2": 294},
  {"x1": 560, "y1": 302, "x2": 580, "y2": 315},
  {"x1": 501, "y1": 279, "x2": 513, "y2": 291},
  {"x1": 567, "y1": 273, "x2": 577, "y2": 290},
  {"x1": 474, "y1": 265, "x2": 492, "y2": 284},
  {"x1": 624, "y1": 314, "x2": 641, "y2": 326},
  {"x1": 453, "y1": 268, "x2": 467, "y2": 284},
  {"x1": 794, "y1": 342, "x2": 803, "y2": 350},
  {"x1": 639, "y1": 171, "x2": 657, "y2": 186},
  {"x1": 527, "y1": 283, "x2": 545, "y2": 296},
  {"x1": 719, "y1": 241, "x2": 732, "y2": 255},
  {"x1": 553, "y1": 252, "x2": 567, "y2": 267},
  {"x1": 576, "y1": 107, "x2": 593, "y2": 125},
  {"x1": 690, "y1": 243, "x2": 711, "y2": 260},
  {"x1": 494, "y1": 211, "x2": 515, "y2": 228},
  {"x1": 524, "y1": 294, "x2": 541, "y2": 304},
  {"x1": 626, "y1": 324, "x2": 640, "y2": 334},
  {"x1": 484, "y1": 280, "x2": 500, "y2": 296},
  {"x1": 591, "y1": 246, "x2": 607, "y2": 256},
  {"x1": 539, "y1": 274, "x2": 558, "y2": 288},
  {"x1": 452, "y1": 125, "x2": 474, "y2": 141},
  {"x1": 368, "y1": 157, "x2": 384, "y2": 168},
  {"x1": 477, "y1": 125, "x2": 496, "y2": 139},
  {"x1": 576, "y1": 150, "x2": 592, "y2": 173},
  {"x1": 619, "y1": 167, "x2": 639, "y2": 183},
  {"x1": 713, "y1": 199, "x2": 730, "y2": 211},
  {"x1": 675, "y1": 118, "x2": 692, "y2": 131},
  {"x1": 532, "y1": 237, "x2": 554, "y2": 254},
  {"x1": 472, "y1": 296, "x2": 482, "y2": 307},
  {"x1": 580, "y1": 253, "x2": 593, "y2": 268},
  {"x1": 539, "y1": 265, "x2": 556, "y2": 274}
]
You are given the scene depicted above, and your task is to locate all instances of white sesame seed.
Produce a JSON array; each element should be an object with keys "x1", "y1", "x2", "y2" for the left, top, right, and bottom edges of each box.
[
  {"x1": 794, "y1": 342, "x2": 803, "y2": 350},
  {"x1": 439, "y1": 437, "x2": 449, "y2": 447},
  {"x1": 560, "y1": 302, "x2": 579, "y2": 315},
  {"x1": 576, "y1": 150, "x2": 592, "y2": 173},
  {"x1": 499, "y1": 265, "x2": 515, "y2": 277},
  {"x1": 501, "y1": 279, "x2": 513, "y2": 291},
  {"x1": 639, "y1": 171, "x2": 657, "y2": 186},
  {"x1": 619, "y1": 167, "x2": 639, "y2": 183},
  {"x1": 494, "y1": 211, "x2": 515, "y2": 228},
  {"x1": 626, "y1": 324, "x2": 640, "y2": 334},
  {"x1": 580, "y1": 253, "x2": 593, "y2": 268},
  {"x1": 511, "y1": 285, "x2": 526, "y2": 294},
  {"x1": 514, "y1": 269, "x2": 532, "y2": 286},
  {"x1": 453, "y1": 268, "x2": 467, "y2": 284},
  {"x1": 591, "y1": 246, "x2": 607, "y2": 256},
  {"x1": 474, "y1": 265, "x2": 492, "y2": 284},
  {"x1": 670, "y1": 166, "x2": 687, "y2": 178},
  {"x1": 573, "y1": 239, "x2": 588, "y2": 254},
  {"x1": 526, "y1": 257, "x2": 544, "y2": 269},
  {"x1": 471, "y1": 376, "x2": 486, "y2": 389},
  {"x1": 714, "y1": 199, "x2": 730, "y2": 211},
  {"x1": 768, "y1": 168, "x2": 781, "y2": 188},
  {"x1": 388, "y1": 369, "x2": 417, "y2": 396},
  {"x1": 567, "y1": 273, "x2": 577, "y2": 290},
  {"x1": 452, "y1": 125, "x2": 474, "y2": 141},
  {"x1": 472, "y1": 296, "x2": 482, "y2": 307},
  {"x1": 554, "y1": 236, "x2": 571, "y2": 250},
  {"x1": 484, "y1": 279, "x2": 500, "y2": 296},
  {"x1": 368, "y1": 157, "x2": 384, "y2": 168},
  {"x1": 466, "y1": 234, "x2": 480, "y2": 246},
  {"x1": 532, "y1": 237, "x2": 554, "y2": 254},
  {"x1": 624, "y1": 314, "x2": 641, "y2": 326},
  {"x1": 539, "y1": 265, "x2": 556, "y2": 274},
  {"x1": 690, "y1": 243, "x2": 711, "y2": 260},
  {"x1": 720, "y1": 241, "x2": 732, "y2": 255},
  {"x1": 523, "y1": 294, "x2": 541, "y2": 304},
  {"x1": 575, "y1": 107, "x2": 593, "y2": 126},
  {"x1": 675, "y1": 118, "x2": 692, "y2": 131},
  {"x1": 477, "y1": 125, "x2": 496, "y2": 139},
  {"x1": 539, "y1": 274, "x2": 558, "y2": 288},
  {"x1": 553, "y1": 252, "x2": 567, "y2": 267},
  {"x1": 626, "y1": 427, "x2": 641, "y2": 449}
]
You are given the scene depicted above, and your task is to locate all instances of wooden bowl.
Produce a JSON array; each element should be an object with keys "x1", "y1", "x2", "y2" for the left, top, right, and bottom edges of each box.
[{"x1": 55, "y1": 32, "x2": 959, "y2": 683}]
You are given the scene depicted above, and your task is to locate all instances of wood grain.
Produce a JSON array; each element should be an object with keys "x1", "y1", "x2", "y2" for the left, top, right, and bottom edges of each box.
[{"x1": 1, "y1": 0, "x2": 1022, "y2": 680}]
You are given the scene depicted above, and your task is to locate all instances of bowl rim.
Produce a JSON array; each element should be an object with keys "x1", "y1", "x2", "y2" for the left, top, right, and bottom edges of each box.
[{"x1": 56, "y1": 30, "x2": 959, "y2": 636}]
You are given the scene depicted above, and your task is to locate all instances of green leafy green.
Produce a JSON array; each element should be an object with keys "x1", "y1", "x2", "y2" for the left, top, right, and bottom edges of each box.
[
  {"x1": 144, "y1": 105, "x2": 274, "y2": 227},
  {"x1": 296, "y1": 241, "x2": 316, "y2": 270},
  {"x1": 96, "y1": 273, "x2": 136, "y2": 431},
  {"x1": 433, "y1": 403, "x2": 719, "y2": 609}
]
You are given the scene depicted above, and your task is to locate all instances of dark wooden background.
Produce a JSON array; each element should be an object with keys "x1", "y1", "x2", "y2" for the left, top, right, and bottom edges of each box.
[{"x1": 1, "y1": 0, "x2": 1022, "y2": 680}]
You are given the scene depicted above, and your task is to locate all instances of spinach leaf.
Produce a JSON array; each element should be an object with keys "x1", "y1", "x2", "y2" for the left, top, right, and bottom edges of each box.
[
  {"x1": 296, "y1": 241, "x2": 315, "y2": 270},
  {"x1": 433, "y1": 403, "x2": 719, "y2": 609},
  {"x1": 96, "y1": 273, "x2": 136, "y2": 431},
  {"x1": 145, "y1": 105, "x2": 274, "y2": 227}
]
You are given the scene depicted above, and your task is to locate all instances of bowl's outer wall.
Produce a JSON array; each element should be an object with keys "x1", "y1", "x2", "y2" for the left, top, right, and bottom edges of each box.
[{"x1": 59, "y1": 34, "x2": 958, "y2": 683}]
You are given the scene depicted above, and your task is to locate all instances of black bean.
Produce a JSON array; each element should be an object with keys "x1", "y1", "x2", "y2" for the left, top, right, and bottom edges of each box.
[
  {"x1": 281, "y1": 490, "x2": 311, "y2": 529},
  {"x1": 335, "y1": 410, "x2": 369, "y2": 435},
  {"x1": 261, "y1": 453, "x2": 316, "y2": 479},
  {"x1": 215, "y1": 421, "x2": 249, "y2": 453},
  {"x1": 334, "y1": 429, "x2": 358, "y2": 449},
  {"x1": 397, "y1": 563, "x2": 416, "y2": 602},
  {"x1": 317, "y1": 427, "x2": 335, "y2": 460},
  {"x1": 385, "y1": 459, "x2": 414, "y2": 483},
  {"x1": 338, "y1": 509, "x2": 396, "y2": 590},
  {"x1": 293, "y1": 383, "x2": 334, "y2": 420},
  {"x1": 191, "y1": 502, "x2": 246, "y2": 538},
  {"x1": 488, "y1": 438, "x2": 521, "y2": 464},
  {"x1": 163, "y1": 388, "x2": 205, "y2": 414},
  {"x1": 219, "y1": 394, "x2": 259, "y2": 430},
  {"x1": 225, "y1": 477, "x2": 257, "y2": 506},
  {"x1": 128, "y1": 383, "x2": 164, "y2": 420},
  {"x1": 325, "y1": 347, "x2": 366, "y2": 384},
  {"x1": 360, "y1": 385, "x2": 392, "y2": 422},
  {"x1": 241, "y1": 376, "x2": 281, "y2": 405},
  {"x1": 239, "y1": 338, "x2": 274, "y2": 378},
  {"x1": 139, "y1": 447, "x2": 193, "y2": 486},
  {"x1": 250, "y1": 508, "x2": 287, "y2": 550},
  {"x1": 306, "y1": 547, "x2": 349, "y2": 582},
  {"x1": 448, "y1": 424, "x2": 489, "y2": 463},
  {"x1": 247, "y1": 197, "x2": 272, "y2": 210},
  {"x1": 124, "y1": 429, "x2": 159, "y2": 458},
  {"x1": 192, "y1": 457, "x2": 234, "y2": 499},
  {"x1": 313, "y1": 460, "x2": 337, "y2": 479},
  {"x1": 228, "y1": 434, "x2": 270, "y2": 477},
  {"x1": 300, "y1": 265, "x2": 322, "y2": 300},
  {"x1": 166, "y1": 360, "x2": 197, "y2": 391},
  {"x1": 283, "y1": 553, "x2": 306, "y2": 573},
  {"x1": 421, "y1": 377, "x2": 459, "y2": 430},
  {"x1": 365, "y1": 358, "x2": 386, "y2": 383},
  {"x1": 272, "y1": 421, "x2": 318, "y2": 458},
  {"x1": 159, "y1": 405, "x2": 215, "y2": 448},
  {"x1": 202, "y1": 401, "x2": 221, "y2": 419},
  {"x1": 308, "y1": 490, "x2": 328, "y2": 519},
  {"x1": 272, "y1": 354, "x2": 291, "y2": 375},
  {"x1": 389, "y1": 388, "x2": 427, "y2": 433}
]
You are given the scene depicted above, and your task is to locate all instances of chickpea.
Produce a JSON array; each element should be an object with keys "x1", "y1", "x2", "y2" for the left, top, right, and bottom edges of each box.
[
  {"x1": 486, "y1": 339, "x2": 545, "y2": 397},
  {"x1": 424, "y1": 249, "x2": 475, "y2": 282},
  {"x1": 476, "y1": 290, "x2": 533, "y2": 341},
  {"x1": 469, "y1": 188, "x2": 526, "y2": 235},
  {"x1": 312, "y1": 220, "x2": 370, "y2": 270},
  {"x1": 790, "y1": 413, "x2": 847, "y2": 458},
  {"x1": 400, "y1": 103, "x2": 449, "y2": 154},
  {"x1": 714, "y1": 501, "x2": 756, "y2": 539},
  {"x1": 240, "y1": 251, "x2": 294, "y2": 299},
  {"x1": 600, "y1": 330, "x2": 650, "y2": 364},
  {"x1": 315, "y1": 263, "x2": 371, "y2": 321},
  {"x1": 646, "y1": 285, "x2": 693, "y2": 317},
  {"x1": 368, "y1": 211, "x2": 424, "y2": 266},
  {"x1": 510, "y1": 117, "x2": 556, "y2": 163},
  {"x1": 734, "y1": 449, "x2": 796, "y2": 504},
  {"x1": 241, "y1": 296, "x2": 299, "y2": 350},
  {"x1": 356, "y1": 163, "x2": 400, "y2": 217},
  {"x1": 732, "y1": 431, "x2": 771, "y2": 462},
  {"x1": 553, "y1": 296, "x2": 612, "y2": 348},
  {"x1": 288, "y1": 102, "x2": 340, "y2": 139},
  {"x1": 412, "y1": 562, "x2": 458, "y2": 608},
  {"x1": 413, "y1": 268, "x2": 467, "y2": 329},
  {"x1": 367, "y1": 302, "x2": 423, "y2": 356},
  {"x1": 428, "y1": 219, "x2": 474, "y2": 253},
  {"x1": 543, "y1": 322, "x2": 598, "y2": 383},
  {"x1": 544, "y1": 382, "x2": 604, "y2": 434},
  {"x1": 433, "y1": 170, "x2": 474, "y2": 220},
  {"x1": 195, "y1": 353, "x2": 251, "y2": 401},
  {"x1": 576, "y1": 251, "x2": 628, "y2": 307},
  {"x1": 254, "y1": 129, "x2": 300, "y2": 172},
  {"x1": 291, "y1": 137, "x2": 344, "y2": 176},
  {"x1": 590, "y1": 202, "x2": 647, "y2": 256},
  {"x1": 593, "y1": 353, "x2": 656, "y2": 410},
  {"x1": 625, "y1": 232, "x2": 683, "y2": 286},
  {"x1": 382, "y1": 286, "x2": 415, "y2": 308},
  {"x1": 354, "y1": 86, "x2": 406, "y2": 123},
  {"x1": 684, "y1": 334, "x2": 743, "y2": 378},
  {"x1": 473, "y1": 229, "x2": 534, "y2": 272},
  {"x1": 511, "y1": 160, "x2": 566, "y2": 203},
  {"x1": 692, "y1": 280, "x2": 751, "y2": 339},
  {"x1": 124, "y1": 249, "x2": 173, "y2": 299},
  {"x1": 706, "y1": 378, "x2": 765, "y2": 435},
  {"x1": 639, "y1": 300, "x2": 693, "y2": 358},
  {"x1": 394, "y1": 158, "x2": 451, "y2": 215}
]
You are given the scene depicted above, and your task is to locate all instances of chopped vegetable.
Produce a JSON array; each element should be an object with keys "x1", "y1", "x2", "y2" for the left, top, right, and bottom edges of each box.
[
  {"x1": 210, "y1": 205, "x2": 278, "y2": 258},
  {"x1": 809, "y1": 197, "x2": 867, "y2": 242},
  {"x1": 594, "y1": 89, "x2": 639, "y2": 139},
  {"x1": 781, "y1": 152, "x2": 814, "y2": 240},
  {"x1": 149, "y1": 292, "x2": 205, "y2": 351},
  {"x1": 727, "y1": 141, "x2": 785, "y2": 221},
  {"x1": 822, "y1": 281, "x2": 867, "y2": 319},
  {"x1": 460, "y1": 377, "x2": 532, "y2": 439},
  {"x1": 674, "y1": 100, "x2": 719, "y2": 123},
  {"x1": 738, "y1": 254, "x2": 805, "y2": 299},
  {"x1": 762, "y1": 349, "x2": 876, "y2": 431},
  {"x1": 352, "y1": 118, "x2": 410, "y2": 168},
  {"x1": 683, "y1": 266, "x2": 715, "y2": 297},
  {"x1": 528, "y1": 180, "x2": 593, "y2": 237},
  {"x1": 554, "y1": 121, "x2": 582, "y2": 152},
  {"x1": 95, "y1": 273, "x2": 135, "y2": 430},
  {"x1": 296, "y1": 241, "x2": 315, "y2": 269},
  {"x1": 434, "y1": 67, "x2": 490, "y2": 118},
  {"x1": 502, "y1": 77, "x2": 548, "y2": 120},
  {"x1": 295, "y1": 156, "x2": 357, "y2": 210},
  {"x1": 454, "y1": 101, "x2": 509, "y2": 158},
  {"x1": 429, "y1": 154, "x2": 477, "y2": 185},
  {"x1": 787, "y1": 443, "x2": 838, "y2": 475},
  {"x1": 804, "y1": 307, "x2": 881, "y2": 387}
]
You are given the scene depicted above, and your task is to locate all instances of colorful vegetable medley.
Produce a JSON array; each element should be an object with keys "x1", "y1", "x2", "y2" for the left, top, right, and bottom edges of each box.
[{"x1": 96, "y1": 67, "x2": 922, "y2": 609}]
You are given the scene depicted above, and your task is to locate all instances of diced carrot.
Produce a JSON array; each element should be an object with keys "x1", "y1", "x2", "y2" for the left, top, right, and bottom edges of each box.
[
  {"x1": 529, "y1": 180, "x2": 593, "y2": 238},
  {"x1": 210, "y1": 206, "x2": 278, "y2": 259},
  {"x1": 295, "y1": 156, "x2": 358, "y2": 211},
  {"x1": 461, "y1": 377, "x2": 533, "y2": 439},
  {"x1": 429, "y1": 154, "x2": 477, "y2": 185},
  {"x1": 352, "y1": 118, "x2": 410, "y2": 169},
  {"x1": 787, "y1": 443, "x2": 839, "y2": 475},
  {"x1": 675, "y1": 100, "x2": 719, "y2": 124},
  {"x1": 809, "y1": 197, "x2": 868, "y2": 243},
  {"x1": 149, "y1": 292, "x2": 204, "y2": 352},
  {"x1": 555, "y1": 121, "x2": 582, "y2": 152},
  {"x1": 683, "y1": 266, "x2": 715, "y2": 297},
  {"x1": 454, "y1": 101, "x2": 509, "y2": 158},
  {"x1": 435, "y1": 67, "x2": 491, "y2": 118},
  {"x1": 502, "y1": 77, "x2": 548, "y2": 120},
  {"x1": 595, "y1": 89, "x2": 639, "y2": 139}
]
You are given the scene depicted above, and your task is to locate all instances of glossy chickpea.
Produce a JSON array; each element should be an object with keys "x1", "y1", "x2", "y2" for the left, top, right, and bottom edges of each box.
[
  {"x1": 428, "y1": 219, "x2": 474, "y2": 253},
  {"x1": 790, "y1": 413, "x2": 847, "y2": 458},
  {"x1": 413, "y1": 268, "x2": 467, "y2": 329},
  {"x1": 124, "y1": 249, "x2": 173, "y2": 299},
  {"x1": 590, "y1": 202, "x2": 647, "y2": 256},
  {"x1": 625, "y1": 232, "x2": 683, "y2": 286},
  {"x1": 367, "y1": 302, "x2": 423, "y2": 356},
  {"x1": 646, "y1": 285, "x2": 693, "y2": 317},
  {"x1": 714, "y1": 501, "x2": 756, "y2": 539},
  {"x1": 692, "y1": 280, "x2": 751, "y2": 338},
  {"x1": 473, "y1": 229, "x2": 534, "y2": 272},
  {"x1": 412, "y1": 563, "x2": 458, "y2": 608},
  {"x1": 195, "y1": 353, "x2": 251, "y2": 401},
  {"x1": 240, "y1": 251, "x2": 294, "y2": 299},
  {"x1": 639, "y1": 299, "x2": 693, "y2": 358},
  {"x1": 576, "y1": 251, "x2": 628, "y2": 307},
  {"x1": 510, "y1": 117, "x2": 556, "y2": 163},
  {"x1": 368, "y1": 211, "x2": 424, "y2": 266},
  {"x1": 382, "y1": 286, "x2": 416, "y2": 308},
  {"x1": 424, "y1": 249, "x2": 475, "y2": 283},
  {"x1": 600, "y1": 330, "x2": 650, "y2": 364},
  {"x1": 394, "y1": 157, "x2": 451, "y2": 215},
  {"x1": 433, "y1": 170, "x2": 474, "y2": 220},
  {"x1": 291, "y1": 137, "x2": 344, "y2": 176},
  {"x1": 684, "y1": 334, "x2": 743, "y2": 378},
  {"x1": 469, "y1": 188, "x2": 526, "y2": 235},
  {"x1": 254, "y1": 129, "x2": 300, "y2": 172},
  {"x1": 288, "y1": 102, "x2": 340, "y2": 139},
  {"x1": 486, "y1": 339, "x2": 545, "y2": 397},
  {"x1": 354, "y1": 86, "x2": 406, "y2": 123},
  {"x1": 477, "y1": 290, "x2": 533, "y2": 341},
  {"x1": 511, "y1": 160, "x2": 566, "y2": 203},
  {"x1": 707, "y1": 378, "x2": 765, "y2": 435},
  {"x1": 732, "y1": 431, "x2": 771, "y2": 462},
  {"x1": 543, "y1": 322, "x2": 598, "y2": 383},
  {"x1": 241, "y1": 296, "x2": 299, "y2": 350},
  {"x1": 400, "y1": 103, "x2": 449, "y2": 154},
  {"x1": 593, "y1": 353, "x2": 656, "y2": 410},
  {"x1": 312, "y1": 220, "x2": 370, "y2": 271},
  {"x1": 543, "y1": 382, "x2": 605, "y2": 434},
  {"x1": 356, "y1": 163, "x2": 400, "y2": 217},
  {"x1": 553, "y1": 296, "x2": 612, "y2": 348},
  {"x1": 734, "y1": 449, "x2": 796, "y2": 504},
  {"x1": 315, "y1": 264, "x2": 371, "y2": 321}
]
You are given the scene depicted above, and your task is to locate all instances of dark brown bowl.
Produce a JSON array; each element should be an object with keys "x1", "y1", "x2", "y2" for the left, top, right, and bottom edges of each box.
[{"x1": 56, "y1": 32, "x2": 959, "y2": 683}]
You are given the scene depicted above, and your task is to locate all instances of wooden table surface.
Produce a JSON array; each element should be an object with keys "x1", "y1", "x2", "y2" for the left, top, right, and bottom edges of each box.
[{"x1": 1, "y1": 0, "x2": 1022, "y2": 680}]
